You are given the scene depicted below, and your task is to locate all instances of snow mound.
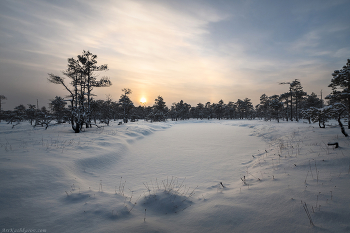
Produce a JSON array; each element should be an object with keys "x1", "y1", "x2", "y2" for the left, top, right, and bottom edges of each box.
[
  {"x1": 142, "y1": 191, "x2": 193, "y2": 214},
  {"x1": 61, "y1": 190, "x2": 134, "y2": 221},
  {"x1": 141, "y1": 177, "x2": 196, "y2": 215}
]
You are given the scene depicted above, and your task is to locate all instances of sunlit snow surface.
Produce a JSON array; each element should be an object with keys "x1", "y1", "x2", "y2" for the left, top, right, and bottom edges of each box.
[{"x1": 0, "y1": 120, "x2": 350, "y2": 232}]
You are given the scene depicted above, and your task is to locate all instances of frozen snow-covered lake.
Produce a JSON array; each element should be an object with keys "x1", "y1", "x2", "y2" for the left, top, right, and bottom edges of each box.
[{"x1": 1, "y1": 120, "x2": 350, "y2": 232}]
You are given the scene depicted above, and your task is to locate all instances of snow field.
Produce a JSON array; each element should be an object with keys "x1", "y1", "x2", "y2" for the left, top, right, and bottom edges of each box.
[{"x1": 0, "y1": 120, "x2": 349, "y2": 232}]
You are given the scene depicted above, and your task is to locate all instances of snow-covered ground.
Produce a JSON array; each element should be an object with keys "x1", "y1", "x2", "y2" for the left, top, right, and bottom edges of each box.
[{"x1": 0, "y1": 119, "x2": 349, "y2": 233}]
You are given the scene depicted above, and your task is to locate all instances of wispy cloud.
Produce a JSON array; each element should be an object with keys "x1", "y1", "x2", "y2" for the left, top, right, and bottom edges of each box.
[{"x1": 0, "y1": 0, "x2": 349, "y2": 108}]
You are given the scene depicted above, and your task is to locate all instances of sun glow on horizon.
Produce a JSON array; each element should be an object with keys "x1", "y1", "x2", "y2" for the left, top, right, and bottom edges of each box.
[{"x1": 140, "y1": 97, "x2": 147, "y2": 104}]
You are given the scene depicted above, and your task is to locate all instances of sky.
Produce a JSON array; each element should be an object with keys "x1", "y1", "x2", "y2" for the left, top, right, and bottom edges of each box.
[{"x1": 0, "y1": 0, "x2": 349, "y2": 110}]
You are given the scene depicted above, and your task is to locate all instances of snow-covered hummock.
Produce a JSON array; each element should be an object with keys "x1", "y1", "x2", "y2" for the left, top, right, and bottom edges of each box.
[{"x1": 0, "y1": 119, "x2": 349, "y2": 232}]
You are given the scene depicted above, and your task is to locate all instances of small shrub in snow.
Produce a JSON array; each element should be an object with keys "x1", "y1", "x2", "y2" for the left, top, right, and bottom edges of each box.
[{"x1": 142, "y1": 177, "x2": 196, "y2": 214}]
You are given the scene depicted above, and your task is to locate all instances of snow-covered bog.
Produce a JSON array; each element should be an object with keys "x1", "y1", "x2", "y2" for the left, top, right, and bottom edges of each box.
[{"x1": 0, "y1": 120, "x2": 349, "y2": 232}]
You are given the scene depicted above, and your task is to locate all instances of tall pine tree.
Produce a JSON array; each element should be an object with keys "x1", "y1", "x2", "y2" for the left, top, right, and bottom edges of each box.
[{"x1": 327, "y1": 59, "x2": 350, "y2": 129}]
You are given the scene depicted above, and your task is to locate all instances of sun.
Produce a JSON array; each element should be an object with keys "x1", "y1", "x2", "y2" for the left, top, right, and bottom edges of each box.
[{"x1": 140, "y1": 97, "x2": 147, "y2": 104}]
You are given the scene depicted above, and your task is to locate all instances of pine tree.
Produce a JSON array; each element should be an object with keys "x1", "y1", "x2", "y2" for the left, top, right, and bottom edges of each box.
[
  {"x1": 226, "y1": 101, "x2": 236, "y2": 119},
  {"x1": 49, "y1": 96, "x2": 67, "y2": 123},
  {"x1": 119, "y1": 88, "x2": 134, "y2": 123},
  {"x1": 259, "y1": 94, "x2": 270, "y2": 120},
  {"x1": 48, "y1": 51, "x2": 111, "y2": 133},
  {"x1": 14, "y1": 104, "x2": 26, "y2": 121},
  {"x1": 215, "y1": 100, "x2": 225, "y2": 120},
  {"x1": 279, "y1": 92, "x2": 291, "y2": 121},
  {"x1": 152, "y1": 96, "x2": 167, "y2": 121},
  {"x1": 327, "y1": 59, "x2": 350, "y2": 129},
  {"x1": 26, "y1": 104, "x2": 36, "y2": 125},
  {"x1": 291, "y1": 79, "x2": 306, "y2": 122},
  {"x1": 195, "y1": 103, "x2": 205, "y2": 120},
  {"x1": 0, "y1": 95, "x2": 7, "y2": 122},
  {"x1": 269, "y1": 95, "x2": 283, "y2": 123},
  {"x1": 303, "y1": 92, "x2": 322, "y2": 109},
  {"x1": 204, "y1": 102, "x2": 212, "y2": 119}
]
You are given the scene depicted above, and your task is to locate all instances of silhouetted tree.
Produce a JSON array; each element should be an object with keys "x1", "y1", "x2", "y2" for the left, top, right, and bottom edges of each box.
[
  {"x1": 301, "y1": 93, "x2": 322, "y2": 124},
  {"x1": 204, "y1": 102, "x2": 212, "y2": 119},
  {"x1": 0, "y1": 95, "x2": 7, "y2": 122},
  {"x1": 302, "y1": 92, "x2": 323, "y2": 120},
  {"x1": 215, "y1": 100, "x2": 225, "y2": 120},
  {"x1": 269, "y1": 95, "x2": 283, "y2": 122},
  {"x1": 48, "y1": 50, "x2": 111, "y2": 133},
  {"x1": 259, "y1": 94, "x2": 270, "y2": 120},
  {"x1": 9, "y1": 104, "x2": 27, "y2": 124},
  {"x1": 49, "y1": 96, "x2": 67, "y2": 123},
  {"x1": 327, "y1": 59, "x2": 350, "y2": 129},
  {"x1": 280, "y1": 81, "x2": 294, "y2": 121},
  {"x1": 175, "y1": 100, "x2": 191, "y2": 120},
  {"x1": 194, "y1": 103, "x2": 205, "y2": 119},
  {"x1": 151, "y1": 96, "x2": 167, "y2": 121},
  {"x1": 26, "y1": 104, "x2": 36, "y2": 125},
  {"x1": 279, "y1": 92, "x2": 290, "y2": 121},
  {"x1": 303, "y1": 107, "x2": 327, "y2": 128},
  {"x1": 130, "y1": 105, "x2": 145, "y2": 121},
  {"x1": 119, "y1": 88, "x2": 134, "y2": 123},
  {"x1": 237, "y1": 98, "x2": 253, "y2": 119},
  {"x1": 225, "y1": 101, "x2": 236, "y2": 119},
  {"x1": 291, "y1": 79, "x2": 306, "y2": 121}
]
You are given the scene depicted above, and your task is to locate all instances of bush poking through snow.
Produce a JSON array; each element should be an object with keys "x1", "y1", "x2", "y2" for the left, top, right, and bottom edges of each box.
[{"x1": 142, "y1": 177, "x2": 196, "y2": 214}]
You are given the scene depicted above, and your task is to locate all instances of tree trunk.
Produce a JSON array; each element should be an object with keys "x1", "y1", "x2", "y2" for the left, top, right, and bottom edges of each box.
[
  {"x1": 348, "y1": 97, "x2": 350, "y2": 129},
  {"x1": 318, "y1": 116, "x2": 325, "y2": 128},
  {"x1": 295, "y1": 98, "x2": 298, "y2": 122},
  {"x1": 348, "y1": 73, "x2": 350, "y2": 129},
  {"x1": 285, "y1": 100, "x2": 289, "y2": 121},
  {"x1": 71, "y1": 120, "x2": 81, "y2": 133},
  {"x1": 290, "y1": 88, "x2": 293, "y2": 121},
  {"x1": 338, "y1": 110, "x2": 348, "y2": 137}
]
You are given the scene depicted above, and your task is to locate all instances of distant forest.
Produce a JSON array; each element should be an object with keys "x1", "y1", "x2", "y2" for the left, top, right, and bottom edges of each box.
[{"x1": 0, "y1": 51, "x2": 349, "y2": 135}]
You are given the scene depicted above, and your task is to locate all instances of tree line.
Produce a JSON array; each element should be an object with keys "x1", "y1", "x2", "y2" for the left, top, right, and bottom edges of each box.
[{"x1": 0, "y1": 51, "x2": 349, "y2": 136}]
